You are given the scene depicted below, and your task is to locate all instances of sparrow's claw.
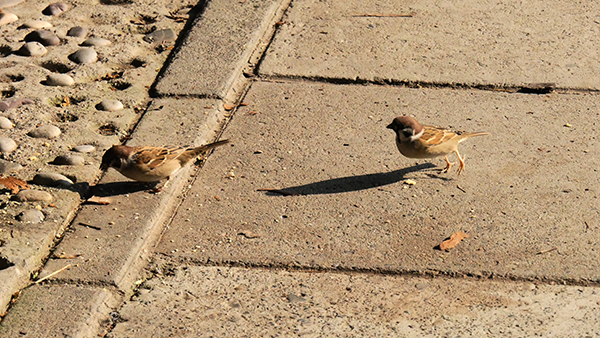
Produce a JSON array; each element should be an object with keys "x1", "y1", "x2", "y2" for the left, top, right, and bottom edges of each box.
[{"x1": 441, "y1": 156, "x2": 455, "y2": 173}]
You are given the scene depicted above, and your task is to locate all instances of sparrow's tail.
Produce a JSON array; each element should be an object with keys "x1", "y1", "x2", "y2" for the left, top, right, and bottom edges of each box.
[
  {"x1": 179, "y1": 139, "x2": 230, "y2": 164},
  {"x1": 466, "y1": 132, "x2": 490, "y2": 138},
  {"x1": 193, "y1": 139, "x2": 231, "y2": 153}
]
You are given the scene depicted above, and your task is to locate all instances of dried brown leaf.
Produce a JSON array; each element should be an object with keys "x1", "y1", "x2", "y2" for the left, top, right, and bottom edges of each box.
[
  {"x1": 238, "y1": 230, "x2": 260, "y2": 239},
  {"x1": 0, "y1": 176, "x2": 29, "y2": 194},
  {"x1": 439, "y1": 231, "x2": 469, "y2": 251},
  {"x1": 86, "y1": 196, "x2": 113, "y2": 205}
]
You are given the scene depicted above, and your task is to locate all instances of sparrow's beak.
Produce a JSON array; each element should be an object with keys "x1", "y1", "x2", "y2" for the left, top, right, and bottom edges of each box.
[{"x1": 386, "y1": 123, "x2": 394, "y2": 130}]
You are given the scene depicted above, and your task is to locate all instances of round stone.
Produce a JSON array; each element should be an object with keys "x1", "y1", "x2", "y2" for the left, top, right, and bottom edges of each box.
[
  {"x1": 143, "y1": 29, "x2": 176, "y2": 44},
  {"x1": 72, "y1": 145, "x2": 96, "y2": 153},
  {"x1": 28, "y1": 125, "x2": 61, "y2": 138},
  {"x1": 97, "y1": 99, "x2": 123, "y2": 112},
  {"x1": 0, "y1": 116, "x2": 14, "y2": 129},
  {"x1": 67, "y1": 26, "x2": 87, "y2": 37},
  {"x1": 13, "y1": 190, "x2": 53, "y2": 202},
  {"x1": 22, "y1": 20, "x2": 53, "y2": 29},
  {"x1": 0, "y1": 137, "x2": 17, "y2": 152},
  {"x1": 18, "y1": 41, "x2": 47, "y2": 57},
  {"x1": 45, "y1": 74, "x2": 74, "y2": 86},
  {"x1": 0, "y1": 11, "x2": 18, "y2": 26},
  {"x1": 32, "y1": 172, "x2": 73, "y2": 186},
  {"x1": 69, "y1": 48, "x2": 97, "y2": 64},
  {"x1": 42, "y1": 2, "x2": 68, "y2": 16},
  {"x1": 0, "y1": 98, "x2": 34, "y2": 111},
  {"x1": 53, "y1": 154, "x2": 84, "y2": 166},
  {"x1": 24, "y1": 29, "x2": 60, "y2": 46},
  {"x1": 81, "y1": 37, "x2": 111, "y2": 47},
  {"x1": 16, "y1": 209, "x2": 45, "y2": 223},
  {"x1": 0, "y1": 159, "x2": 22, "y2": 174}
]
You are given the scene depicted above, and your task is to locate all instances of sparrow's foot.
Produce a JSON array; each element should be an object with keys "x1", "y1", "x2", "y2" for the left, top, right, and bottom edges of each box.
[
  {"x1": 441, "y1": 156, "x2": 455, "y2": 173},
  {"x1": 455, "y1": 150, "x2": 466, "y2": 175},
  {"x1": 147, "y1": 179, "x2": 169, "y2": 194}
]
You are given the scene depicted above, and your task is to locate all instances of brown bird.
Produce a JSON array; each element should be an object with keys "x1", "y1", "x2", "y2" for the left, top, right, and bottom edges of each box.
[
  {"x1": 386, "y1": 116, "x2": 488, "y2": 174},
  {"x1": 100, "y1": 139, "x2": 230, "y2": 182}
]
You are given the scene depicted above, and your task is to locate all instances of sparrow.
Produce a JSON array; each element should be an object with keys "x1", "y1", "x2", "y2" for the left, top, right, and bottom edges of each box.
[
  {"x1": 386, "y1": 116, "x2": 489, "y2": 174},
  {"x1": 100, "y1": 139, "x2": 230, "y2": 182}
]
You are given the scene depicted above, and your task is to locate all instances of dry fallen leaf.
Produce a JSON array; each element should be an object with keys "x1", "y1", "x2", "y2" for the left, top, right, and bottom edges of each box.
[
  {"x1": 86, "y1": 196, "x2": 113, "y2": 205},
  {"x1": 0, "y1": 176, "x2": 29, "y2": 194},
  {"x1": 238, "y1": 230, "x2": 260, "y2": 239},
  {"x1": 52, "y1": 253, "x2": 81, "y2": 259},
  {"x1": 439, "y1": 231, "x2": 469, "y2": 251}
]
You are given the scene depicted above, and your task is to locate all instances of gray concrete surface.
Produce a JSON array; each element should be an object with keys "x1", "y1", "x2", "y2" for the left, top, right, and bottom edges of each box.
[
  {"x1": 1, "y1": 0, "x2": 600, "y2": 336},
  {"x1": 108, "y1": 264, "x2": 600, "y2": 337},
  {"x1": 261, "y1": 0, "x2": 600, "y2": 89},
  {"x1": 153, "y1": 0, "x2": 284, "y2": 98},
  {"x1": 159, "y1": 80, "x2": 600, "y2": 282}
]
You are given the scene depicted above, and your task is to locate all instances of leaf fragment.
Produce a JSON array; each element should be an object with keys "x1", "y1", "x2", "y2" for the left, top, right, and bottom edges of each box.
[
  {"x1": 0, "y1": 176, "x2": 29, "y2": 194},
  {"x1": 86, "y1": 196, "x2": 113, "y2": 205},
  {"x1": 439, "y1": 231, "x2": 469, "y2": 251}
]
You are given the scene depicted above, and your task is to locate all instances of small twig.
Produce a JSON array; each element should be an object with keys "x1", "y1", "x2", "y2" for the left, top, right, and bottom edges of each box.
[
  {"x1": 78, "y1": 222, "x2": 101, "y2": 231},
  {"x1": 536, "y1": 247, "x2": 557, "y2": 255},
  {"x1": 257, "y1": 188, "x2": 300, "y2": 196},
  {"x1": 351, "y1": 12, "x2": 416, "y2": 18},
  {"x1": 35, "y1": 264, "x2": 71, "y2": 284},
  {"x1": 456, "y1": 185, "x2": 467, "y2": 193}
]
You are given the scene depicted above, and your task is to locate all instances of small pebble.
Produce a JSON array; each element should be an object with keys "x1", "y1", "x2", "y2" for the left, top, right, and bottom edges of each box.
[
  {"x1": 0, "y1": 11, "x2": 18, "y2": 26},
  {"x1": 0, "y1": 137, "x2": 17, "y2": 152},
  {"x1": 17, "y1": 41, "x2": 47, "y2": 57},
  {"x1": 32, "y1": 172, "x2": 73, "y2": 186},
  {"x1": 97, "y1": 99, "x2": 123, "y2": 111},
  {"x1": 0, "y1": 0, "x2": 24, "y2": 9},
  {"x1": 143, "y1": 29, "x2": 176, "y2": 43},
  {"x1": 286, "y1": 294, "x2": 306, "y2": 303},
  {"x1": 16, "y1": 209, "x2": 45, "y2": 223},
  {"x1": 52, "y1": 154, "x2": 84, "y2": 166},
  {"x1": 42, "y1": 2, "x2": 69, "y2": 16},
  {"x1": 69, "y1": 48, "x2": 97, "y2": 64},
  {"x1": 81, "y1": 37, "x2": 111, "y2": 47},
  {"x1": 0, "y1": 117, "x2": 14, "y2": 129},
  {"x1": 13, "y1": 190, "x2": 53, "y2": 202},
  {"x1": 0, "y1": 98, "x2": 34, "y2": 111},
  {"x1": 72, "y1": 145, "x2": 96, "y2": 153},
  {"x1": 67, "y1": 26, "x2": 87, "y2": 37},
  {"x1": 24, "y1": 29, "x2": 60, "y2": 46},
  {"x1": 45, "y1": 73, "x2": 74, "y2": 86},
  {"x1": 22, "y1": 20, "x2": 53, "y2": 29},
  {"x1": 28, "y1": 125, "x2": 61, "y2": 138},
  {"x1": 0, "y1": 159, "x2": 22, "y2": 174}
]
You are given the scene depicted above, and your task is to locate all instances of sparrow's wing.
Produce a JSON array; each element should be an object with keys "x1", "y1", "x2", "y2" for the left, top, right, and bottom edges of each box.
[
  {"x1": 133, "y1": 146, "x2": 186, "y2": 170},
  {"x1": 421, "y1": 126, "x2": 460, "y2": 147}
]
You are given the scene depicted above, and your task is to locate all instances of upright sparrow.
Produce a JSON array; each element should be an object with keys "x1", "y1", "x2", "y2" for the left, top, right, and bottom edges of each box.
[{"x1": 387, "y1": 116, "x2": 488, "y2": 174}]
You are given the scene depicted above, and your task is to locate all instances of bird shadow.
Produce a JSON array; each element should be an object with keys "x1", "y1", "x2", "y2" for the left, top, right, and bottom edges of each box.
[
  {"x1": 90, "y1": 181, "x2": 158, "y2": 197},
  {"x1": 260, "y1": 163, "x2": 437, "y2": 196}
]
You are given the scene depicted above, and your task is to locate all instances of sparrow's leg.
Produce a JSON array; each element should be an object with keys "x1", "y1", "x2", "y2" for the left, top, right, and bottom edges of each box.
[
  {"x1": 455, "y1": 149, "x2": 466, "y2": 175},
  {"x1": 148, "y1": 178, "x2": 170, "y2": 194},
  {"x1": 441, "y1": 156, "x2": 455, "y2": 173}
]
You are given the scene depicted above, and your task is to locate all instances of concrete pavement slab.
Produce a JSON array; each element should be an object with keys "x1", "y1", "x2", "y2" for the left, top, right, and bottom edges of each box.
[
  {"x1": 158, "y1": 80, "x2": 600, "y2": 282},
  {"x1": 108, "y1": 264, "x2": 600, "y2": 337},
  {"x1": 0, "y1": 284, "x2": 121, "y2": 337},
  {"x1": 261, "y1": 0, "x2": 600, "y2": 89},
  {"x1": 39, "y1": 98, "x2": 226, "y2": 290},
  {"x1": 153, "y1": 0, "x2": 286, "y2": 98}
]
